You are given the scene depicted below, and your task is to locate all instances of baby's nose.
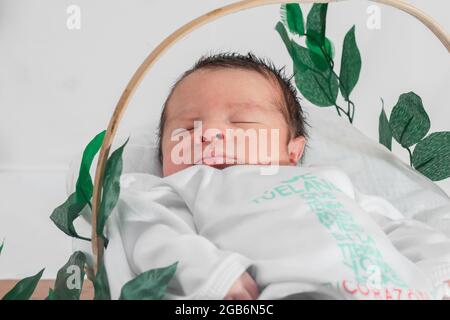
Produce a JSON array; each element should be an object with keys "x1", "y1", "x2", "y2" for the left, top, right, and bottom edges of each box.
[
  {"x1": 196, "y1": 121, "x2": 228, "y2": 142},
  {"x1": 201, "y1": 132, "x2": 224, "y2": 143}
]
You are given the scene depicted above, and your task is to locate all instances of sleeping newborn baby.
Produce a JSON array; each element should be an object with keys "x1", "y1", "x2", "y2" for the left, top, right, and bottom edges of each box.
[{"x1": 108, "y1": 52, "x2": 450, "y2": 300}]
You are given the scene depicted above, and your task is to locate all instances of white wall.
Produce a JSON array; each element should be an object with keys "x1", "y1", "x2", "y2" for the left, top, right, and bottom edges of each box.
[{"x1": 0, "y1": 0, "x2": 449, "y2": 278}]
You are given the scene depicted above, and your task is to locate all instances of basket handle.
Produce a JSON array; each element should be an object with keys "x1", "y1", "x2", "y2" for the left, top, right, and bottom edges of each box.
[{"x1": 91, "y1": 0, "x2": 450, "y2": 274}]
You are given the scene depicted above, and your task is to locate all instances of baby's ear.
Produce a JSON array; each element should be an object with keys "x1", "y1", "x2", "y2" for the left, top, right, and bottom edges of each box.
[{"x1": 287, "y1": 135, "x2": 306, "y2": 165}]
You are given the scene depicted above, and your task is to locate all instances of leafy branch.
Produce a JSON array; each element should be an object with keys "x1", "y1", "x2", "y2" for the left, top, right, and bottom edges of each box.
[
  {"x1": 277, "y1": 3, "x2": 361, "y2": 123},
  {"x1": 279, "y1": 4, "x2": 449, "y2": 182},
  {"x1": 2, "y1": 132, "x2": 178, "y2": 300},
  {"x1": 379, "y1": 92, "x2": 450, "y2": 181}
]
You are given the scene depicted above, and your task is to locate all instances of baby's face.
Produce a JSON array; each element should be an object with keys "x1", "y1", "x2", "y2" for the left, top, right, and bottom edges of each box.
[{"x1": 161, "y1": 68, "x2": 305, "y2": 177}]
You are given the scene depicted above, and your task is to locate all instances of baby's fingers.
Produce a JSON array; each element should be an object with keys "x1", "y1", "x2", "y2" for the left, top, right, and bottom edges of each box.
[{"x1": 242, "y1": 273, "x2": 260, "y2": 299}]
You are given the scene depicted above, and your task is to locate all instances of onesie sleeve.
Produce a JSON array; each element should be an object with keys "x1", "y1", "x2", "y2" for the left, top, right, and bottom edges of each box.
[
  {"x1": 116, "y1": 177, "x2": 253, "y2": 300},
  {"x1": 355, "y1": 190, "x2": 450, "y2": 294}
]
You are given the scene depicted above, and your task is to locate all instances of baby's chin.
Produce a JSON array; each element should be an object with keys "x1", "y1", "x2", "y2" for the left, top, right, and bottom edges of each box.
[
  {"x1": 194, "y1": 158, "x2": 292, "y2": 170},
  {"x1": 163, "y1": 158, "x2": 292, "y2": 176}
]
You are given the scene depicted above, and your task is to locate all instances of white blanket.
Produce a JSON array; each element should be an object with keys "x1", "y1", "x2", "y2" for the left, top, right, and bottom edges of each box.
[{"x1": 104, "y1": 165, "x2": 450, "y2": 299}]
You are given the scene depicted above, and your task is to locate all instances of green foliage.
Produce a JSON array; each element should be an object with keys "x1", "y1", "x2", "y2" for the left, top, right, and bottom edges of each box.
[
  {"x1": 276, "y1": 22, "x2": 338, "y2": 107},
  {"x1": 0, "y1": 244, "x2": 44, "y2": 300},
  {"x1": 50, "y1": 251, "x2": 87, "y2": 300},
  {"x1": 306, "y1": 4, "x2": 327, "y2": 47},
  {"x1": 97, "y1": 138, "x2": 129, "y2": 243},
  {"x1": 280, "y1": 3, "x2": 304, "y2": 36},
  {"x1": 50, "y1": 131, "x2": 106, "y2": 241},
  {"x1": 412, "y1": 132, "x2": 450, "y2": 181},
  {"x1": 76, "y1": 131, "x2": 106, "y2": 204},
  {"x1": 93, "y1": 261, "x2": 111, "y2": 300},
  {"x1": 293, "y1": 41, "x2": 338, "y2": 106},
  {"x1": 294, "y1": 59, "x2": 339, "y2": 107},
  {"x1": 45, "y1": 288, "x2": 57, "y2": 300},
  {"x1": 2, "y1": 268, "x2": 44, "y2": 300},
  {"x1": 389, "y1": 92, "x2": 430, "y2": 148},
  {"x1": 50, "y1": 193, "x2": 90, "y2": 241},
  {"x1": 306, "y1": 36, "x2": 334, "y2": 71},
  {"x1": 339, "y1": 25, "x2": 361, "y2": 101},
  {"x1": 275, "y1": 21, "x2": 296, "y2": 58},
  {"x1": 379, "y1": 102, "x2": 392, "y2": 151},
  {"x1": 278, "y1": 4, "x2": 448, "y2": 181},
  {"x1": 119, "y1": 262, "x2": 178, "y2": 300},
  {"x1": 277, "y1": 3, "x2": 359, "y2": 123},
  {"x1": 47, "y1": 132, "x2": 176, "y2": 300},
  {"x1": 379, "y1": 92, "x2": 450, "y2": 181}
]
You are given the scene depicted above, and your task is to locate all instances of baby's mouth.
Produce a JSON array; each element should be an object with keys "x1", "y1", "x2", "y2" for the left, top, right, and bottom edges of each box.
[
  {"x1": 208, "y1": 163, "x2": 234, "y2": 170},
  {"x1": 194, "y1": 156, "x2": 238, "y2": 168}
]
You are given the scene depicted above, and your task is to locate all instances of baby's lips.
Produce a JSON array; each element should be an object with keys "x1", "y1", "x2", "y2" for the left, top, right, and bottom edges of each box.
[{"x1": 194, "y1": 154, "x2": 237, "y2": 165}]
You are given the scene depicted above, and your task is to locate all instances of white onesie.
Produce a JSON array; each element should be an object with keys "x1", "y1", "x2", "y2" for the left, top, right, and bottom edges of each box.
[{"x1": 104, "y1": 165, "x2": 450, "y2": 300}]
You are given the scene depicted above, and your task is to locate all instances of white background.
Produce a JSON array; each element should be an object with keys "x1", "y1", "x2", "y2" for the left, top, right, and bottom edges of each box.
[{"x1": 0, "y1": 0, "x2": 449, "y2": 278}]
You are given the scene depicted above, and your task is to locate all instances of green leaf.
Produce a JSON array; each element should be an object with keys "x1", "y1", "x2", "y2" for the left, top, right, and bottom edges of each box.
[
  {"x1": 292, "y1": 43, "x2": 338, "y2": 107},
  {"x1": 119, "y1": 262, "x2": 178, "y2": 300},
  {"x1": 97, "y1": 138, "x2": 129, "y2": 240},
  {"x1": 294, "y1": 67, "x2": 338, "y2": 107},
  {"x1": 76, "y1": 131, "x2": 106, "y2": 204},
  {"x1": 412, "y1": 132, "x2": 450, "y2": 181},
  {"x1": 94, "y1": 261, "x2": 111, "y2": 300},
  {"x1": 339, "y1": 25, "x2": 361, "y2": 100},
  {"x1": 50, "y1": 131, "x2": 105, "y2": 242},
  {"x1": 306, "y1": 4, "x2": 328, "y2": 47},
  {"x1": 276, "y1": 21, "x2": 295, "y2": 59},
  {"x1": 2, "y1": 269, "x2": 44, "y2": 300},
  {"x1": 294, "y1": 47, "x2": 339, "y2": 107},
  {"x1": 52, "y1": 251, "x2": 86, "y2": 300},
  {"x1": 379, "y1": 106, "x2": 392, "y2": 151},
  {"x1": 0, "y1": 240, "x2": 4, "y2": 255},
  {"x1": 276, "y1": 21, "x2": 337, "y2": 107},
  {"x1": 280, "y1": 3, "x2": 305, "y2": 36},
  {"x1": 50, "y1": 192, "x2": 90, "y2": 241},
  {"x1": 306, "y1": 36, "x2": 334, "y2": 71},
  {"x1": 389, "y1": 92, "x2": 430, "y2": 148},
  {"x1": 45, "y1": 288, "x2": 57, "y2": 300}
]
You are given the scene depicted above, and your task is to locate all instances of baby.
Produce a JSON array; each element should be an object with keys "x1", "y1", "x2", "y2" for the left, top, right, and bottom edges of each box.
[{"x1": 108, "y1": 52, "x2": 450, "y2": 300}]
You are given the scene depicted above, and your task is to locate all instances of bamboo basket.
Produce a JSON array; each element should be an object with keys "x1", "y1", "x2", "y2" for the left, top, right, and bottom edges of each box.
[{"x1": 90, "y1": 0, "x2": 450, "y2": 275}]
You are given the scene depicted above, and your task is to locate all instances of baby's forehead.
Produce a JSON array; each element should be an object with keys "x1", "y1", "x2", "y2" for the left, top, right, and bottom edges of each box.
[
  {"x1": 175, "y1": 101, "x2": 279, "y2": 118},
  {"x1": 166, "y1": 68, "x2": 285, "y2": 114}
]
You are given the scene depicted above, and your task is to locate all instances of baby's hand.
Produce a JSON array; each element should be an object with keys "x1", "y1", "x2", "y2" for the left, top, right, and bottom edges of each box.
[{"x1": 224, "y1": 271, "x2": 259, "y2": 300}]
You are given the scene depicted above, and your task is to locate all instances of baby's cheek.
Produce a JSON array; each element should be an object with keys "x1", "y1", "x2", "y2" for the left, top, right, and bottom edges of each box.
[
  {"x1": 243, "y1": 128, "x2": 289, "y2": 165},
  {"x1": 265, "y1": 127, "x2": 291, "y2": 164},
  {"x1": 163, "y1": 157, "x2": 192, "y2": 177},
  {"x1": 162, "y1": 138, "x2": 195, "y2": 176}
]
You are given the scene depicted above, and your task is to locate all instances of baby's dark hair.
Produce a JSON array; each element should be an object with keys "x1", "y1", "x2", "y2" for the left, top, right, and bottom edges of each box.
[{"x1": 157, "y1": 52, "x2": 307, "y2": 164}]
